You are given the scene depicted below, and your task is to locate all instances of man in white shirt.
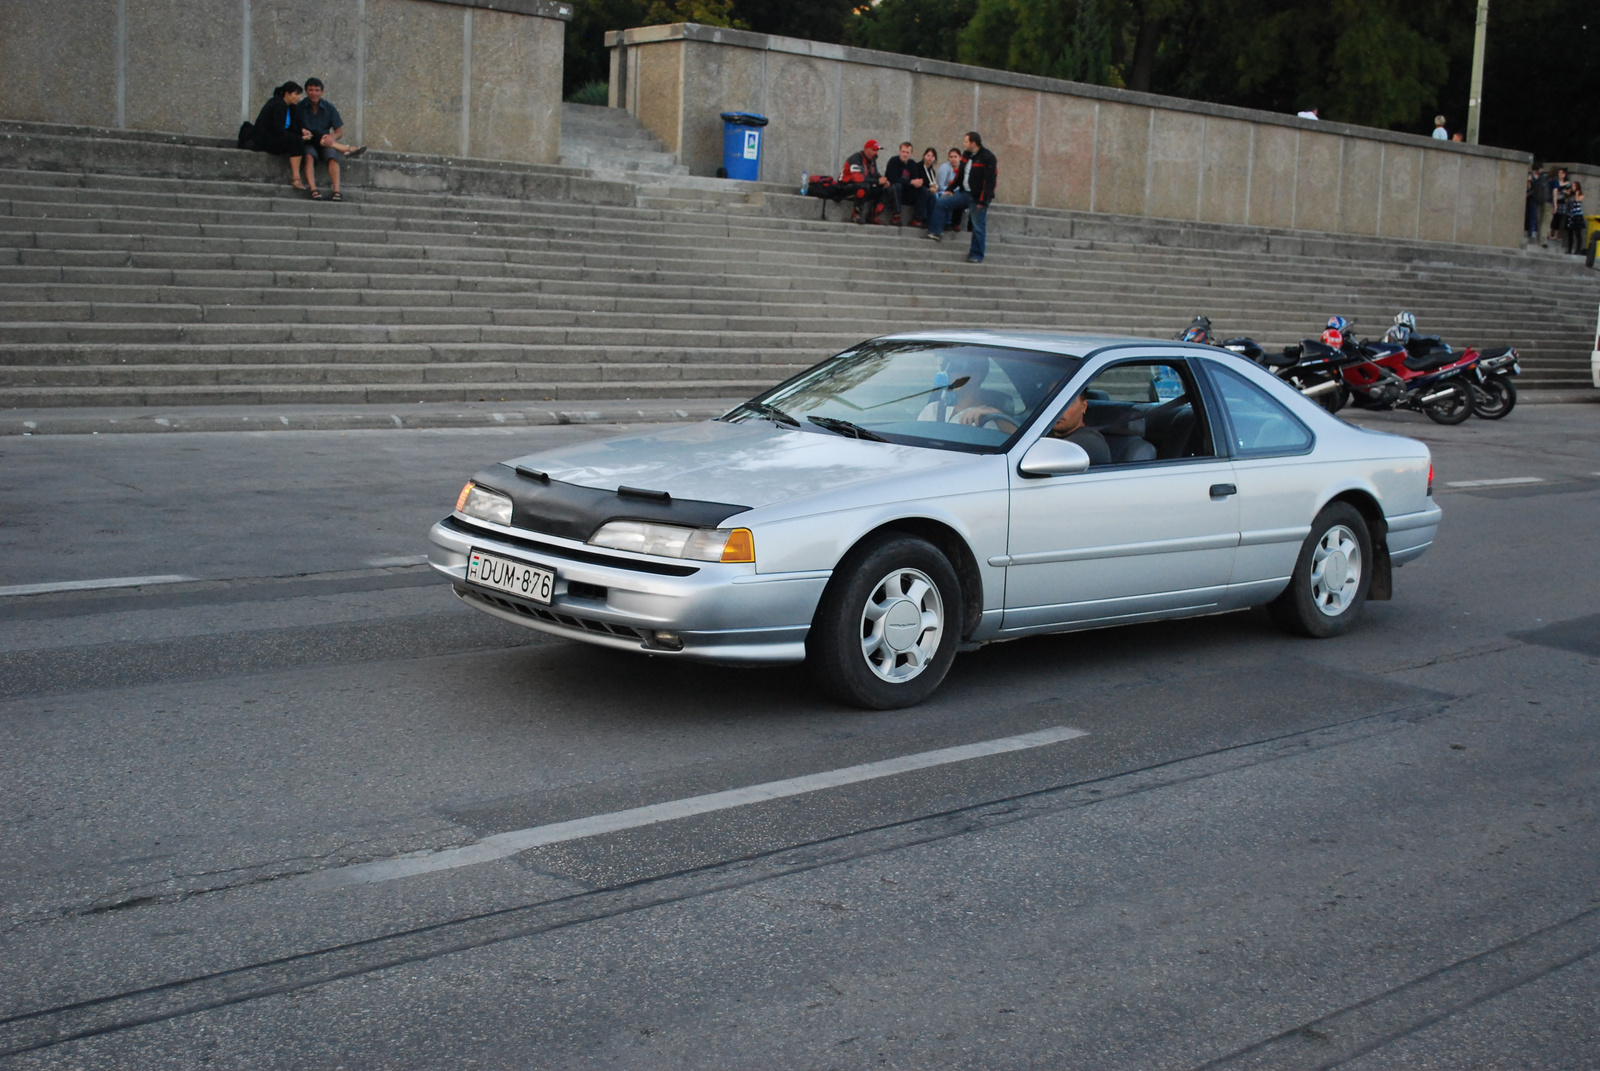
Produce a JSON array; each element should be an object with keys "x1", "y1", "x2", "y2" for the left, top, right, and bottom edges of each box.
[
  {"x1": 1296, "y1": 107, "x2": 1319, "y2": 120},
  {"x1": 1432, "y1": 115, "x2": 1449, "y2": 140}
]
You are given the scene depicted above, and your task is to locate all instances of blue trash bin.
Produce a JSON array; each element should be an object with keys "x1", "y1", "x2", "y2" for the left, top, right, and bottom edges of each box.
[{"x1": 720, "y1": 112, "x2": 768, "y2": 181}]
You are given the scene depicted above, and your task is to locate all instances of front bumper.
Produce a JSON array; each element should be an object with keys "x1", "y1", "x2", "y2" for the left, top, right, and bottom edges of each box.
[{"x1": 427, "y1": 515, "x2": 829, "y2": 665}]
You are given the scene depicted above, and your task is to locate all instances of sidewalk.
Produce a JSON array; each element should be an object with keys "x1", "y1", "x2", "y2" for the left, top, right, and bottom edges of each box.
[{"x1": 0, "y1": 398, "x2": 744, "y2": 435}]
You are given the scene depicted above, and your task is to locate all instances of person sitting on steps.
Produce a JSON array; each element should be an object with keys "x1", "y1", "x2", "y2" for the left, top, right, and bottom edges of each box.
[
  {"x1": 249, "y1": 82, "x2": 315, "y2": 192},
  {"x1": 297, "y1": 77, "x2": 366, "y2": 201}
]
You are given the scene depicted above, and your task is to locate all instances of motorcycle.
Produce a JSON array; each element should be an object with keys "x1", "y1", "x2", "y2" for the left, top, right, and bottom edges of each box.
[
  {"x1": 1250, "y1": 318, "x2": 1370, "y2": 413},
  {"x1": 1461, "y1": 345, "x2": 1521, "y2": 419},
  {"x1": 1338, "y1": 331, "x2": 1475, "y2": 425}
]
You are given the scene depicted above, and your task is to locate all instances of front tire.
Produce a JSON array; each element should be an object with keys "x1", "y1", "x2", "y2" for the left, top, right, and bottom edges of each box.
[
  {"x1": 1423, "y1": 381, "x2": 1473, "y2": 425},
  {"x1": 808, "y1": 536, "x2": 963, "y2": 709},
  {"x1": 1269, "y1": 503, "x2": 1373, "y2": 638},
  {"x1": 1470, "y1": 377, "x2": 1517, "y2": 419}
]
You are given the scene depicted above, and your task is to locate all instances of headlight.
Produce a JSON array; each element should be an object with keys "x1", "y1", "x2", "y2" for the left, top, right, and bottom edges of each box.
[
  {"x1": 455, "y1": 482, "x2": 513, "y2": 526},
  {"x1": 588, "y1": 521, "x2": 755, "y2": 563}
]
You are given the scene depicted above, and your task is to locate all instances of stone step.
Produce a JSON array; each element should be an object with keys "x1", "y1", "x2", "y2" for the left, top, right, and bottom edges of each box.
[{"x1": 0, "y1": 379, "x2": 782, "y2": 408}]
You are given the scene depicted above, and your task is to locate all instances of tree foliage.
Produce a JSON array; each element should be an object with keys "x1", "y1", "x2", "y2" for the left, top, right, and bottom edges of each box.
[{"x1": 563, "y1": 0, "x2": 1598, "y2": 160}]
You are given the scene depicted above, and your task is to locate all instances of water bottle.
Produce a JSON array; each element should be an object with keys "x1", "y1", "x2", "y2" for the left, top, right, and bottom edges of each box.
[{"x1": 800, "y1": 172, "x2": 809, "y2": 195}]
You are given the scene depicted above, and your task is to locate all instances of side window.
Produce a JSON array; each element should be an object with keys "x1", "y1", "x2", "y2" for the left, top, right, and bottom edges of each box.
[
  {"x1": 1059, "y1": 360, "x2": 1212, "y2": 466},
  {"x1": 1209, "y1": 364, "x2": 1314, "y2": 458}
]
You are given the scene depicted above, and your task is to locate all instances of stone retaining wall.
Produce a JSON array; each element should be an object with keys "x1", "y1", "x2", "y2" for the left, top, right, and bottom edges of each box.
[
  {"x1": 0, "y1": 0, "x2": 571, "y2": 165},
  {"x1": 607, "y1": 23, "x2": 1531, "y2": 249}
]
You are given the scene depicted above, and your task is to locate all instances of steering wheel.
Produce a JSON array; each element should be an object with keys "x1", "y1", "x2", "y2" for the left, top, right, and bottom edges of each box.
[{"x1": 979, "y1": 410, "x2": 1017, "y2": 432}]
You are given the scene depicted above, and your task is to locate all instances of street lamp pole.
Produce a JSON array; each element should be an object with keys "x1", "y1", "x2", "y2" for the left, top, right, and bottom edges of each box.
[{"x1": 1466, "y1": 0, "x2": 1490, "y2": 144}]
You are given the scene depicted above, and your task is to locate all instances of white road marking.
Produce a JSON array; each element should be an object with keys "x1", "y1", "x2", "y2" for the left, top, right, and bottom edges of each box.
[
  {"x1": 0, "y1": 574, "x2": 193, "y2": 598},
  {"x1": 304, "y1": 725, "x2": 1089, "y2": 890},
  {"x1": 1444, "y1": 477, "x2": 1545, "y2": 488},
  {"x1": 366, "y1": 554, "x2": 429, "y2": 568}
]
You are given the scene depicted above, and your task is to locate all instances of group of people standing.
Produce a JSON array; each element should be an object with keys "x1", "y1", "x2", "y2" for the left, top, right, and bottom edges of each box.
[
  {"x1": 243, "y1": 80, "x2": 366, "y2": 201},
  {"x1": 1525, "y1": 164, "x2": 1588, "y2": 254},
  {"x1": 838, "y1": 131, "x2": 998, "y2": 263}
]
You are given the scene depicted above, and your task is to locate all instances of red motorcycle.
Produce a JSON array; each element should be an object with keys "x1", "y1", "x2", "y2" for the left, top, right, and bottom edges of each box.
[{"x1": 1338, "y1": 330, "x2": 1475, "y2": 425}]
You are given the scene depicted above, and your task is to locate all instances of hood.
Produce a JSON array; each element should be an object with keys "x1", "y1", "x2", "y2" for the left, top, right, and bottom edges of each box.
[{"x1": 508, "y1": 420, "x2": 969, "y2": 511}]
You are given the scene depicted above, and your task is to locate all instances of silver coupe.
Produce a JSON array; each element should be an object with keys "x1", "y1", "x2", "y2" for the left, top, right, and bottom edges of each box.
[{"x1": 427, "y1": 331, "x2": 1441, "y2": 708}]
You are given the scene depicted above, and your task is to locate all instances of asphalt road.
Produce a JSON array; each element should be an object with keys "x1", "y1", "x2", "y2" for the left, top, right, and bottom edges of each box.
[{"x1": 1, "y1": 407, "x2": 1597, "y2": 1069}]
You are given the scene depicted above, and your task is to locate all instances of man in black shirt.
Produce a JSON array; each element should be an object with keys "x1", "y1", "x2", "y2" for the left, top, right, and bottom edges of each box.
[
  {"x1": 884, "y1": 142, "x2": 933, "y2": 225},
  {"x1": 925, "y1": 131, "x2": 998, "y2": 262},
  {"x1": 1045, "y1": 392, "x2": 1111, "y2": 466}
]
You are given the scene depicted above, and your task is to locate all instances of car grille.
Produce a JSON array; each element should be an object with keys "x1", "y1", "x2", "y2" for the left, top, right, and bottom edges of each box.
[{"x1": 459, "y1": 588, "x2": 648, "y2": 642}]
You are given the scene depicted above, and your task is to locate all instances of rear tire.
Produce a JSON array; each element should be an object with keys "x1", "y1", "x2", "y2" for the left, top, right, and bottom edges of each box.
[
  {"x1": 1269, "y1": 503, "x2": 1373, "y2": 638},
  {"x1": 1470, "y1": 377, "x2": 1517, "y2": 419},
  {"x1": 808, "y1": 536, "x2": 963, "y2": 709},
  {"x1": 1423, "y1": 381, "x2": 1473, "y2": 425}
]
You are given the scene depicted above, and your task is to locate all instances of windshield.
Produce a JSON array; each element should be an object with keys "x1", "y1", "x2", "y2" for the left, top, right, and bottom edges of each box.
[{"x1": 722, "y1": 341, "x2": 1081, "y2": 452}]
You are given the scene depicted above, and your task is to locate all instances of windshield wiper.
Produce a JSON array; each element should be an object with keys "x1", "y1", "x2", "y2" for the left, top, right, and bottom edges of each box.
[
  {"x1": 734, "y1": 401, "x2": 799, "y2": 428},
  {"x1": 807, "y1": 415, "x2": 889, "y2": 442}
]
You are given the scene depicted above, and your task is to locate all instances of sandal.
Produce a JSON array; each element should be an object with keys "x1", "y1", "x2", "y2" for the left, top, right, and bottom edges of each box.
[
  {"x1": 330, "y1": 191, "x2": 342, "y2": 201},
  {"x1": 291, "y1": 181, "x2": 306, "y2": 191},
  {"x1": 347, "y1": 146, "x2": 368, "y2": 159},
  {"x1": 308, "y1": 188, "x2": 322, "y2": 200}
]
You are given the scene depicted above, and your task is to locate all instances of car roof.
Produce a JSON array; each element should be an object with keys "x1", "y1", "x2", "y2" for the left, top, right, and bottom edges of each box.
[{"x1": 873, "y1": 329, "x2": 1198, "y2": 359}]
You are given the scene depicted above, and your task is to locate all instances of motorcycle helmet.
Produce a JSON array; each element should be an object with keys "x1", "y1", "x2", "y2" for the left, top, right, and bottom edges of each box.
[
  {"x1": 1393, "y1": 311, "x2": 1416, "y2": 329},
  {"x1": 1180, "y1": 315, "x2": 1212, "y2": 344},
  {"x1": 1384, "y1": 311, "x2": 1416, "y2": 344},
  {"x1": 1320, "y1": 315, "x2": 1348, "y2": 349}
]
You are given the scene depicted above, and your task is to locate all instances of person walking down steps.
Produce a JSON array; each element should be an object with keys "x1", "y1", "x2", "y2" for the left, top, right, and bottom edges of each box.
[{"x1": 924, "y1": 132, "x2": 997, "y2": 263}]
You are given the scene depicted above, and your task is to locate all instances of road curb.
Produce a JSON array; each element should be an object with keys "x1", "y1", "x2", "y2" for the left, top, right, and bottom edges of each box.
[{"x1": 0, "y1": 399, "x2": 743, "y2": 435}]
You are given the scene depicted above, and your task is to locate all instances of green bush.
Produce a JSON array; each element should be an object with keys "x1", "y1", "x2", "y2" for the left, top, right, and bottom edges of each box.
[{"x1": 566, "y1": 80, "x2": 610, "y2": 106}]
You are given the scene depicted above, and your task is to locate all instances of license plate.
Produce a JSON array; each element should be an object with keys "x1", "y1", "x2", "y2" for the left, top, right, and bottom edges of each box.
[{"x1": 466, "y1": 548, "x2": 554, "y2": 604}]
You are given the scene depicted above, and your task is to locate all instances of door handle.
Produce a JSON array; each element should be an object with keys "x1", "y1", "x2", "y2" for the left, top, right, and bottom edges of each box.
[{"x1": 1209, "y1": 483, "x2": 1237, "y2": 498}]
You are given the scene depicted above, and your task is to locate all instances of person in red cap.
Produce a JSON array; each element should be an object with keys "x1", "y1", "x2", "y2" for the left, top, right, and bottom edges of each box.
[{"x1": 839, "y1": 138, "x2": 900, "y2": 225}]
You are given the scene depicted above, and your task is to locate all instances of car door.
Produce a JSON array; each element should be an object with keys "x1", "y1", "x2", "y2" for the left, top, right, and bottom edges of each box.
[
  {"x1": 1200, "y1": 358, "x2": 1322, "y2": 603},
  {"x1": 1000, "y1": 355, "x2": 1241, "y2": 632}
]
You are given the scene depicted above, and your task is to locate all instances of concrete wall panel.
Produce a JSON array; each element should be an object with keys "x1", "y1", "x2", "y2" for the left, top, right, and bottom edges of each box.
[
  {"x1": 1417, "y1": 151, "x2": 1460, "y2": 243},
  {"x1": 249, "y1": 0, "x2": 361, "y2": 130},
  {"x1": 633, "y1": 39, "x2": 684, "y2": 154},
  {"x1": 1492, "y1": 159, "x2": 1528, "y2": 248},
  {"x1": 976, "y1": 84, "x2": 1038, "y2": 207},
  {"x1": 1450, "y1": 155, "x2": 1497, "y2": 247},
  {"x1": 363, "y1": 0, "x2": 464, "y2": 157},
  {"x1": 678, "y1": 40, "x2": 763, "y2": 174},
  {"x1": 1337, "y1": 138, "x2": 1382, "y2": 236},
  {"x1": 1034, "y1": 92, "x2": 1096, "y2": 211},
  {"x1": 129, "y1": 0, "x2": 245, "y2": 136},
  {"x1": 1147, "y1": 110, "x2": 1202, "y2": 221},
  {"x1": 1378, "y1": 144, "x2": 1422, "y2": 239},
  {"x1": 0, "y1": 0, "x2": 117, "y2": 126},
  {"x1": 470, "y1": 8, "x2": 562, "y2": 164},
  {"x1": 764, "y1": 53, "x2": 839, "y2": 182},
  {"x1": 1198, "y1": 117, "x2": 1251, "y2": 225},
  {"x1": 1248, "y1": 125, "x2": 1297, "y2": 230},
  {"x1": 909, "y1": 75, "x2": 975, "y2": 168},
  {"x1": 837, "y1": 63, "x2": 912, "y2": 173},
  {"x1": 1293, "y1": 129, "x2": 1342, "y2": 233},
  {"x1": 1093, "y1": 101, "x2": 1149, "y2": 217}
]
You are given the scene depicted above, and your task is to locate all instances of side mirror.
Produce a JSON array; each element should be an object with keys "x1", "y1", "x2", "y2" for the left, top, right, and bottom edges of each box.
[{"x1": 1018, "y1": 437, "x2": 1091, "y2": 477}]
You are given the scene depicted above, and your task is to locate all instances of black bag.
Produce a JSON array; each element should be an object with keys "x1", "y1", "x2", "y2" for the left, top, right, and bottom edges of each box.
[{"x1": 237, "y1": 121, "x2": 257, "y2": 150}]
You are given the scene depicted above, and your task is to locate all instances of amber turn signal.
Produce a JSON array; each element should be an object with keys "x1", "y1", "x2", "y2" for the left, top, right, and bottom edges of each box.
[
  {"x1": 720, "y1": 528, "x2": 755, "y2": 563},
  {"x1": 456, "y1": 482, "x2": 474, "y2": 511}
]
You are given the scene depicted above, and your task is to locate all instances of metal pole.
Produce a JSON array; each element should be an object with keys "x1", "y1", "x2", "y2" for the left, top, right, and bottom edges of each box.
[{"x1": 1466, "y1": 0, "x2": 1490, "y2": 144}]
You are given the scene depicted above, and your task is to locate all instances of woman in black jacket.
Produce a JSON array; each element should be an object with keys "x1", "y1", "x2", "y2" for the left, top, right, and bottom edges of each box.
[{"x1": 249, "y1": 82, "x2": 313, "y2": 191}]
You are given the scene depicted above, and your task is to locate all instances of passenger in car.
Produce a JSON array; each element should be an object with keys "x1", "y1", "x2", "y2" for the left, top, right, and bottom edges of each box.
[{"x1": 1045, "y1": 393, "x2": 1112, "y2": 466}]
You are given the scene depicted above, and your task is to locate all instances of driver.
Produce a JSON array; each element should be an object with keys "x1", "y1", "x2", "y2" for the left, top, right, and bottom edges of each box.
[
  {"x1": 1044, "y1": 392, "x2": 1111, "y2": 466},
  {"x1": 917, "y1": 355, "x2": 1019, "y2": 433}
]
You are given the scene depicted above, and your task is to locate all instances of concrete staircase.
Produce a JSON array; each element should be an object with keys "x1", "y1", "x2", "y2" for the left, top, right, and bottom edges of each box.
[
  {"x1": 0, "y1": 121, "x2": 1596, "y2": 408},
  {"x1": 558, "y1": 103, "x2": 687, "y2": 177}
]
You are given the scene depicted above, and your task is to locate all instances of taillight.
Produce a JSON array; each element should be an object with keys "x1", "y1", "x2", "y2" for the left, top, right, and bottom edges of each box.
[{"x1": 1427, "y1": 462, "x2": 1434, "y2": 497}]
